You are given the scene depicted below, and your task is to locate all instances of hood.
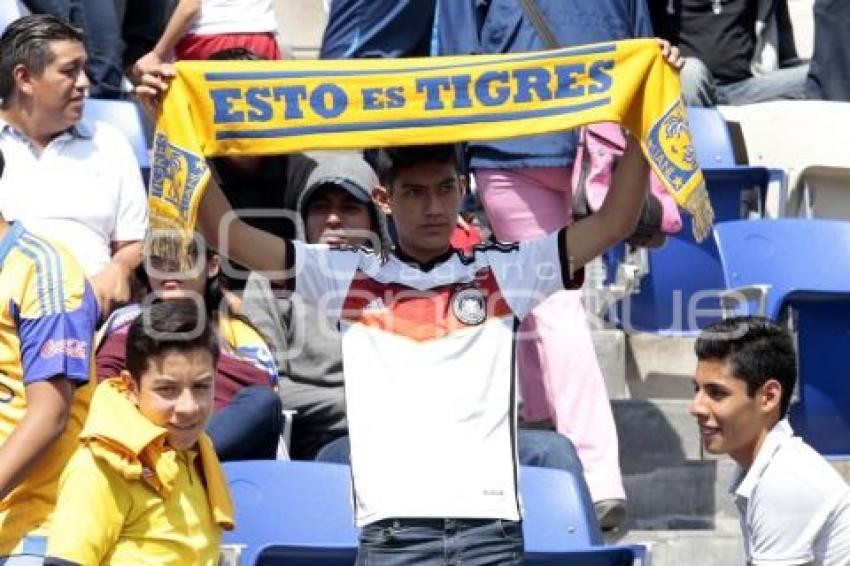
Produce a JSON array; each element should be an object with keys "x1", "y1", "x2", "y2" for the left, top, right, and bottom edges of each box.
[{"x1": 298, "y1": 150, "x2": 392, "y2": 256}]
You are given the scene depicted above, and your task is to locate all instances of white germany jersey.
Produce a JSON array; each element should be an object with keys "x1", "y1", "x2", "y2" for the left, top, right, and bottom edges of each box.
[{"x1": 291, "y1": 229, "x2": 575, "y2": 527}]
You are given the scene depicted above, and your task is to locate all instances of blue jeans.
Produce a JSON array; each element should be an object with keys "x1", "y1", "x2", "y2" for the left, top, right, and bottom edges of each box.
[
  {"x1": 680, "y1": 56, "x2": 809, "y2": 106},
  {"x1": 356, "y1": 518, "x2": 523, "y2": 565},
  {"x1": 206, "y1": 386, "x2": 283, "y2": 461}
]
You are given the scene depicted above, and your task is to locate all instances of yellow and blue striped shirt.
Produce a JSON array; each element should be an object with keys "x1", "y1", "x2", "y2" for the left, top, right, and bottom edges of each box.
[{"x1": 0, "y1": 222, "x2": 98, "y2": 554}]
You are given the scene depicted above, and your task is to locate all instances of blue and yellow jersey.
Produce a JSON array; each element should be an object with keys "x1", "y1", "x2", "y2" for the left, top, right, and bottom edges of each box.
[{"x1": 0, "y1": 222, "x2": 98, "y2": 554}]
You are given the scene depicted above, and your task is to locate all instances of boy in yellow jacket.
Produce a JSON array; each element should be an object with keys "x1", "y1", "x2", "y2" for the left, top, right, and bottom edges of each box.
[{"x1": 45, "y1": 301, "x2": 234, "y2": 565}]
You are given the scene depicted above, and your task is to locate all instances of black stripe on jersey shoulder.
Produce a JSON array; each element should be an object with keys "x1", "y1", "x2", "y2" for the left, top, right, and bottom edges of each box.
[
  {"x1": 473, "y1": 240, "x2": 520, "y2": 254},
  {"x1": 457, "y1": 240, "x2": 520, "y2": 265}
]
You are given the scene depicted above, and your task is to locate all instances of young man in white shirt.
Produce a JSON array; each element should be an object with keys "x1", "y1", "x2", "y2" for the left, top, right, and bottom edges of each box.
[
  {"x1": 139, "y1": 41, "x2": 683, "y2": 565},
  {"x1": 691, "y1": 316, "x2": 850, "y2": 565}
]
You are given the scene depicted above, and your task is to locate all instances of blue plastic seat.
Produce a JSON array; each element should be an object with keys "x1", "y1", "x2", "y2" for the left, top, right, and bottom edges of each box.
[
  {"x1": 714, "y1": 218, "x2": 850, "y2": 455},
  {"x1": 222, "y1": 460, "x2": 358, "y2": 566},
  {"x1": 81, "y1": 98, "x2": 151, "y2": 171},
  {"x1": 521, "y1": 466, "x2": 648, "y2": 564},
  {"x1": 686, "y1": 106, "x2": 737, "y2": 168},
  {"x1": 223, "y1": 461, "x2": 648, "y2": 565},
  {"x1": 615, "y1": 106, "x2": 777, "y2": 334}
]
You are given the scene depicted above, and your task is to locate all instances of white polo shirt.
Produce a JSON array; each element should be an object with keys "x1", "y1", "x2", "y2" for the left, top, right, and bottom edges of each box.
[
  {"x1": 731, "y1": 420, "x2": 850, "y2": 565},
  {"x1": 0, "y1": 117, "x2": 148, "y2": 276}
]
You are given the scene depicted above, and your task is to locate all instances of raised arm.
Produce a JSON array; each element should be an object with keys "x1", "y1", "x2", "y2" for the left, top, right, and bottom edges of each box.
[
  {"x1": 197, "y1": 175, "x2": 290, "y2": 277},
  {"x1": 563, "y1": 38, "x2": 684, "y2": 275},
  {"x1": 563, "y1": 134, "x2": 649, "y2": 275},
  {"x1": 130, "y1": 0, "x2": 201, "y2": 82}
]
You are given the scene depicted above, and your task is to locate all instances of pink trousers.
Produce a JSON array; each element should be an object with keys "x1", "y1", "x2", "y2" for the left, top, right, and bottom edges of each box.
[{"x1": 476, "y1": 167, "x2": 625, "y2": 502}]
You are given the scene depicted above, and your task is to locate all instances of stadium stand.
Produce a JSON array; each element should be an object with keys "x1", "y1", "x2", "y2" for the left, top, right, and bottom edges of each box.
[
  {"x1": 612, "y1": 107, "x2": 777, "y2": 333},
  {"x1": 222, "y1": 461, "x2": 649, "y2": 565},
  {"x1": 714, "y1": 218, "x2": 850, "y2": 455}
]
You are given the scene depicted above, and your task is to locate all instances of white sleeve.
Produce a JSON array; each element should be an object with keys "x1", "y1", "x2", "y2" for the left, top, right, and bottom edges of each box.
[
  {"x1": 748, "y1": 473, "x2": 835, "y2": 565},
  {"x1": 104, "y1": 126, "x2": 148, "y2": 243},
  {"x1": 292, "y1": 240, "x2": 363, "y2": 323},
  {"x1": 486, "y1": 229, "x2": 578, "y2": 321}
]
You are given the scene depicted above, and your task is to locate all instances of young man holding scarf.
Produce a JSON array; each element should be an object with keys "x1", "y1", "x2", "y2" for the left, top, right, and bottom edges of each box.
[{"x1": 138, "y1": 41, "x2": 683, "y2": 564}]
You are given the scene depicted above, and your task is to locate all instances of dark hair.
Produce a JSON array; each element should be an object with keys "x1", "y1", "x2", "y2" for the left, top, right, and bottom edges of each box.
[
  {"x1": 0, "y1": 14, "x2": 83, "y2": 105},
  {"x1": 125, "y1": 301, "x2": 219, "y2": 382},
  {"x1": 207, "y1": 47, "x2": 264, "y2": 61},
  {"x1": 695, "y1": 316, "x2": 797, "y2": 417},
  {"x1": 375, "y1": 144, "x2": 460, "y2": 189}
]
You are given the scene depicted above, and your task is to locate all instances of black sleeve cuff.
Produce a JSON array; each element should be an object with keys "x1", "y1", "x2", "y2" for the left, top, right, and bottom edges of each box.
[
  {"x1": 270, "y1": 239, "x2": 296, "y2": 293},
  {"x1": 557, "y1": 227, "x2": 584, "y2": 290}
]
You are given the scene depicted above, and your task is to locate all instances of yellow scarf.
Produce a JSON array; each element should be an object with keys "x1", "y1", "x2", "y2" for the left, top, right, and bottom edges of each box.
[
  {"x1": 151, "y1": 38, "x2": 713, "y2": 242},
  {"x1": 81, "y1": 377, "x2": 234, "y2": 530}
]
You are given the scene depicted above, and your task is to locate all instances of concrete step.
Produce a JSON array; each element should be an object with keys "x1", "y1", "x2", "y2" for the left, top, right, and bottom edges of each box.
[
  {"x1": 613, "y1": 399, "x2": 701, "y2": 472},
  {"x1": 611, "y1": 528, "x2": 744, "y2": 566},
  {"x1": 591, "y1": 329, "x2": 699, "y2": 402},
  {"x1": 623, "y1": 459, "x2": 739, "y2": 530},
  {"x1": 625, "y1": 332, "x2": 697, "y2": 399},
  {"x1": 276, "y1": 0, "x2": 327, "y2": 59}
]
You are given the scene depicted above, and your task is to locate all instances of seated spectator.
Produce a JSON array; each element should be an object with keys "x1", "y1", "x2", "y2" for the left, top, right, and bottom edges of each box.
[
  {"x1": 650, "y1": 0, "x2": 808, "y2": 106},
  {"x1": 0, "y1": 15, "x2": 148, "y2": 316},
  {"x1": 45, "y1": 301, "x2": 234, "y2": 565},
  {"x1": 691, "y1": 316, "x2": 850, "y2": 564},
  {"x1": 96, "y1": 234, "x2": 282, "y2": 461},
  {"x1": 0, "y1": 148, "x2": 99, "y2": 555},
  {"x1": 132, "y1": 0, "x2": 282, "y2": 78}
]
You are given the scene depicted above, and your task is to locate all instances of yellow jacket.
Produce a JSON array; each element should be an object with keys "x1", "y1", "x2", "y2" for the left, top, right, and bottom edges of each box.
[{"x1": 46, "y1": 377, "x2": 234, "y2": 565}]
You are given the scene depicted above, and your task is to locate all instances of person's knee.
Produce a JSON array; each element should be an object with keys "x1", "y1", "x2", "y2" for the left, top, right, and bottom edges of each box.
[
  {"x1": 238, "y1": 385, "x2": 284, "y2": 432},
  {"x1": 518, "y1": 429, "x2": 583, "y2": 475}
]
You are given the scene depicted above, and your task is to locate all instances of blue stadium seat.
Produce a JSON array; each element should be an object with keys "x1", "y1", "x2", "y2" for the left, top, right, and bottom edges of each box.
[
  {"x1": 223, "y1": 461, "x2": 648, "y2": 565},
  {"x1": 222, "y1": 460, "x2": 358, "y2": 566},
  {"x1": 686, "y1": 106, "x2": 737, "y2": 169},
  {"x1": 81, "y1": 98, "x2": 151, "y2": 172},
  {"x1": 521, "y1": 465, "x2": 603, "y2": 550},
  {"x1": 714, "y1": 218, "x2": 850, "y2": 455},
  {"x1": 614, "y1": 106, "x2": 778, "y2": 334},
  {"x1": 521, "y1": 466, "x2": 649, "y2": 564}
]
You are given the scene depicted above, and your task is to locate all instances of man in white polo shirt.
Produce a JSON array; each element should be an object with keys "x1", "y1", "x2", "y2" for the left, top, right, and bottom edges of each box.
[
  {"x1": 0, "y1": 15, "x2": 148, "y2": 317},
  {"x1": 691, "y1": 316, "x2": 850, "y2": 565}
]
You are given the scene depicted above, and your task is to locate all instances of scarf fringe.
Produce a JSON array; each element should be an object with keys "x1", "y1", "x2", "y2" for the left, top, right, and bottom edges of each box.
[{"x1": 684, "y1": 182, "x2": 715, "y2": 242}]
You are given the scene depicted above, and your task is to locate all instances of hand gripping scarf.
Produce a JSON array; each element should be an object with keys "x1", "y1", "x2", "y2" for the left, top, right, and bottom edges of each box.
[{"x1": 150, "y1": 38, "x2": 714, "y2": 252}]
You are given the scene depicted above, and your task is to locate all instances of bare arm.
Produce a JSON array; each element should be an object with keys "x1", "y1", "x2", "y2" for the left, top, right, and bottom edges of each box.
[
  {"x1": 563, "y1": 39, "x2": 683, "y2": 274},
  {"x1": 130, "y1": 0, "x2": 201, "y2": 81},
  {"x1": 198, "y1": 175, "x2": 289, "y2": 276},
  {"x1": 563, "y1": 134, "x2": 649, "y2": 274},
  {"x1": 0, "y1": 378, "x2": 74, "y2": 499}
]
